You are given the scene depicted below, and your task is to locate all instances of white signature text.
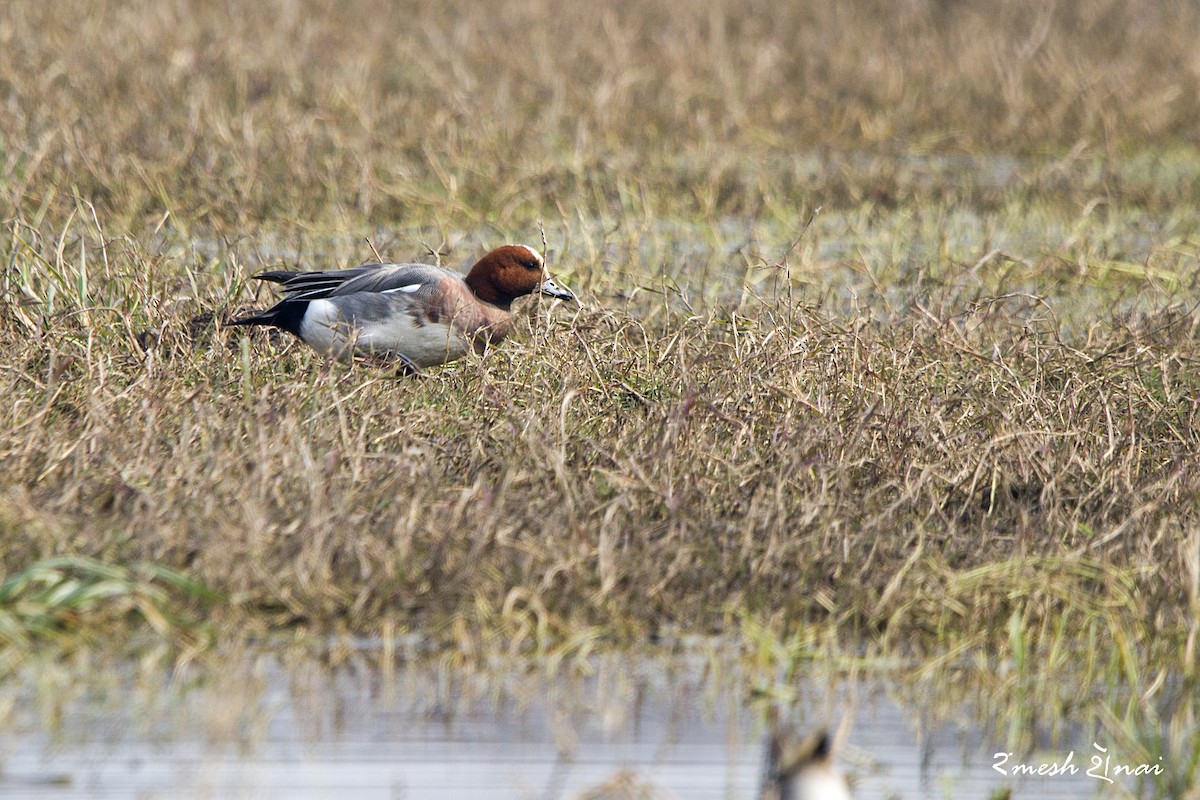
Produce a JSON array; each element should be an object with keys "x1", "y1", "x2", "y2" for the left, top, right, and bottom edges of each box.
[{"x1": 993, "y1": 744, "x2": 1163, "y2": 783}]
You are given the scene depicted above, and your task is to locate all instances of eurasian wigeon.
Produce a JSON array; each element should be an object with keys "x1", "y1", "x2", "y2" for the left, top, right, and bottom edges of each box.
[
  {"x1": 229, "y1": 244, "x2": 574, "y2": 369},
  {"x1": 763, "y1": 729, "x2": 852, "y2": 800}
]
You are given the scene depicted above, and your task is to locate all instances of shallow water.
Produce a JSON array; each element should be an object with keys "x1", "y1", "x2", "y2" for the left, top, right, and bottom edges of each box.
[{"x1": 0, "y1": 647, "x2": 1151, "y2": 800}]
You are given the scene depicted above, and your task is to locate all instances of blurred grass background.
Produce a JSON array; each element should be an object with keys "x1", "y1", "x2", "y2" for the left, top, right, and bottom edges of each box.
[{"x1": 2, "y1": 0, "x2": 1199, "y2": 232}]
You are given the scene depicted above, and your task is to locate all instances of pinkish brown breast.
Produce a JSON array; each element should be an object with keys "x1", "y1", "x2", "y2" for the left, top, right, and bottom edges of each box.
[{"x1": 433, "y1": 276, "x2": 515, "y2": 352}]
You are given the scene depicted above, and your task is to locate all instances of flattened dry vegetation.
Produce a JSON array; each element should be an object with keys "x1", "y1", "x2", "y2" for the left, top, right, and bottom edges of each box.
[{"x1": 0, "y1": 0, "x2": 1199, "y2": 681}]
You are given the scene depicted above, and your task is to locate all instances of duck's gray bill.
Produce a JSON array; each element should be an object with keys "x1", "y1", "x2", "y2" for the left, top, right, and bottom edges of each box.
[{"x1": 539, "y1": 277, "x2": 575, "y2": 301}]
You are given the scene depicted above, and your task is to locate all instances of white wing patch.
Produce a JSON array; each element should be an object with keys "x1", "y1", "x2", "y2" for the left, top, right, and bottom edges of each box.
[{"x1": 382, "y1": 284, "x2": 423, "y2": 294}]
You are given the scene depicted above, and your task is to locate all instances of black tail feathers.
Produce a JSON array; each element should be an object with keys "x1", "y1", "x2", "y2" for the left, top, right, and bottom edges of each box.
[{"x1": 228, "y1": 299, "x2": 308, "y2": 337}]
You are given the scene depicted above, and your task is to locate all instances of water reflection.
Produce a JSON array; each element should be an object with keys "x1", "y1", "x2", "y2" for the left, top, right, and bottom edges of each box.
[{"x1": 0, "y1": 647, "x2": 1145, "y2": 799}]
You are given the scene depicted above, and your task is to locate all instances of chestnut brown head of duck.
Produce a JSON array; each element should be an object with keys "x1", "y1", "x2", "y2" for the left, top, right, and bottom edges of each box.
[{"x1": 464, "y1": 244, "x2": 574, "y2": 309}]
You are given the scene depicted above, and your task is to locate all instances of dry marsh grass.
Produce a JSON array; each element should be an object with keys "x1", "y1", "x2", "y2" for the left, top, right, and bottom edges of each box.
[
  {"x1": 1, "y1": 0, "x2": 1199, "y2": 725},
  {"x1": 4, "y1": 0, "x2": 1200, "y2": 231}
]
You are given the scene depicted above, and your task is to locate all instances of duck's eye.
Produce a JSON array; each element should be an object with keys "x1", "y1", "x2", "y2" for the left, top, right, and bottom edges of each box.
[{"x1": 519, "y1": 259, "x2": 540, "y2": 270}]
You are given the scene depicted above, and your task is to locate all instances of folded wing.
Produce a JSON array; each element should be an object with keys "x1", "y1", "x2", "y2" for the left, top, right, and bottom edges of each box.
[{"x1": 255, "y1": 263, "x2": 453, "y2": 301}]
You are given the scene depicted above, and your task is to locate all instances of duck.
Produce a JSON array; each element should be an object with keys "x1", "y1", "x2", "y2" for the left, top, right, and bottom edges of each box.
[
  {"x1": 229, "y1": 244, "x2": 574, "y2": 370},
  {"x1": 762, "y1": 729, "x2": 852, "y2": 800}
]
